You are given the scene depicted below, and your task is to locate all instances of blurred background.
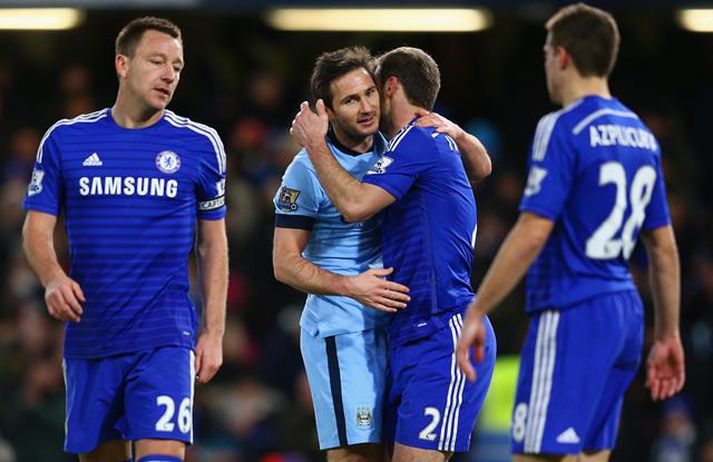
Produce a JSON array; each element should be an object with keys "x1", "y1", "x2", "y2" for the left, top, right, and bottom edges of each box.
[{"x1": 0, "y1": 1, "x2": 710, "y2": 461}]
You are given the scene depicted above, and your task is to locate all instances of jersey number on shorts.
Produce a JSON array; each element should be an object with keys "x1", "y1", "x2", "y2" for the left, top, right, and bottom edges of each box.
[
  {"x1": 419, "y1": 407, "x2": 441, "y2": 441},
  {"x1": 155, "y1": 395, "x2": 192, "y2": 433},
  {"x1": 585, "y1": 162, "x2": 656, "y2": 260},
  {"x1": 512, "y1": 402, "x2": 528, "y2": 443}
]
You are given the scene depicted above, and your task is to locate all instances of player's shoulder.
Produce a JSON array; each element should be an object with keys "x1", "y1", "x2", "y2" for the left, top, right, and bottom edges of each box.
[
  {"x1": 387, "y1": 123, "x2": 434, "y2": 153},
  {"x1": 163, "y1": 110, "x2": 222, "y2": 143},
  {"x1": 534, "y1": 99, "x2": 589, "y2": 136},
  {"x1": 283, "y1": 148, "x2": 319, "y2": 179},
  {"x1": 562, "y1": 96, "x2": 642, "y2": 137},
  {"x1": 44, "y1": 108, "x2": 111, "y2": 139}
]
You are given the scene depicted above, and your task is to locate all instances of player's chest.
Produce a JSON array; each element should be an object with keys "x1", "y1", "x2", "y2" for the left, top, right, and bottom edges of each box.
[{"x1": 62, "y1": 142, "x2": 199, "y2": 200}]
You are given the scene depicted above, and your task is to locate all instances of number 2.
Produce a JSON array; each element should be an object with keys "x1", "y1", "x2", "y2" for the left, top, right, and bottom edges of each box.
[
  {"x1": 585, "y1": 162, "x2": 656, "y2": 260},
  {"x1": 419, "y1": 407, "x2": 440, "y2": 441}
]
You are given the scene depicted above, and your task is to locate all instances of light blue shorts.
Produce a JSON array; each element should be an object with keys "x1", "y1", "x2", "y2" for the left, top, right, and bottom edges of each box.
[{"x1": 300, "y1": 327, "x2": 389, "y2": 450}]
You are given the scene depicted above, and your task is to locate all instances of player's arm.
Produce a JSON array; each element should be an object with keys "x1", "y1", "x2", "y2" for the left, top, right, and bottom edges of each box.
[
  {"x1": 457, "y1": 211, "x2": 554, "y2": 381},
  {"x1": 22, "y1": 210, "x2": 85, "y2": 322},
  {"x1": 413, "y1": 109, "x2": 492, "y2": 183},
  {"x1": 290, "y1": 100, "x2": 396, "y2": 222},
  {"x1": 194, "y1": 218, "x2": 228, "y2": 384},
  {"x1": 273, "y1": 226, "x2": 409, "y2": 312},
  {"x1": 640, "y1": 225, "x2": 685, "y2": 400}
]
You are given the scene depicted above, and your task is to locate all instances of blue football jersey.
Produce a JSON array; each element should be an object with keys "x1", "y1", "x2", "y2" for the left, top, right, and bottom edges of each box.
[
  {"x1": 363, "y1": 123, "x2": 477, "y2": 345},
  {"x1": 23, "y1": 109, "x2": 227, "y2": 358},
  {"x1": 274, "y1": 132, "x2": 390, "y2": 337},
  {"x1": 519, "y1": 95, "x2": 670, "y2": 313}
]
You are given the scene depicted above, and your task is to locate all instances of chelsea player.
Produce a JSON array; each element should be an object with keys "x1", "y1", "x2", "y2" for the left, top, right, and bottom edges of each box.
[
  {"x1": 22, "y1": 17, "x2": 228, "y2": 462},
  {"x1": 290, "y1": 47, "x2": 495, "y2": 462},
  {"x1": 457, "y1": 4, "x2": 685, "y2": 462}
]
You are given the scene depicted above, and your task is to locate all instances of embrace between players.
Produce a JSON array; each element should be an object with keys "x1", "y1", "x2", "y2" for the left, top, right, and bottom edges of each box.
[{"x1": 22, "y1": 3, "x2": 684, "y2": 462}]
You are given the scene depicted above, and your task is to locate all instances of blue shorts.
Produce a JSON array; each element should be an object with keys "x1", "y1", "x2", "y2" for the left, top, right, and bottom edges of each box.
[
  {"x1": 300, "y1": 327, "x2": 389, "y2": 450},
  {"x1": 385, "y1": 312, "x2": 496, "y2": 453},
  {"x1": 63, "y1": 346, "x2": 195, "y2": 454},
  {"x1": 512, "y1": 291, "x2": 643, "y2": 455}
]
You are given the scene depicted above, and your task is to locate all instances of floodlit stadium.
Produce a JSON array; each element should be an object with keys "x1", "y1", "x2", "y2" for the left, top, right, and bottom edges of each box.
[{"x1": 0, "y1": 1, "x2": 710, "y2": 461}]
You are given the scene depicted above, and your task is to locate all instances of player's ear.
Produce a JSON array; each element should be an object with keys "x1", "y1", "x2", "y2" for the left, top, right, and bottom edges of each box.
[
  {"x1": 384, "y1": 76, "x2": 398, "y2": 98},
  {"x1": 556, "y1": 46, "x2": 569, "y2": 70},
  {"x1": 115, "y1": 54, "x2": 129, "y2": 79}
]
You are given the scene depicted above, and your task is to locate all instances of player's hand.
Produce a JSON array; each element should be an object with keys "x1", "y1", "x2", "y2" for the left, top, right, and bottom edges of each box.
[
  {"x1": 646, "y1": 334, "x2": 686, "y2": 401},
  {"x1": 456, "y1": 304, "x2": 487, "y2": 382},
  {"x1": 290, "y1": 99, "x2": 329, "y2": 150},
  {"x1": 413, "y1": 108, "x2": 466, "y2": 143},
  {"x1": 195, "y1": 331, "x2": 223, "y2": 384},
  {"x1": 345, "y1": 267, "x2": 410, "y2": 313},
  {"x1": 44, "y1": 275, "x2": 85, "y2": 322}
]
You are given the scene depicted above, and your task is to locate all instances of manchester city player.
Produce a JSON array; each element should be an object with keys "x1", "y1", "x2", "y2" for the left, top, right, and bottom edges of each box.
[
  {"x1": 273, "y1": 47, "x2": 410, "y2": 462},
  {"x1": 22, "y1": 17, "x2": 227, "y2": 462},
  {"x1": 290, "y1": 47, "x2": 495, "y2": 462},
  {"x1": 276, "y1": 47, "x2": 492, "y2": 462},
  {"x1": 457, "y1": 4, "x2": 685, "y2": 462}
]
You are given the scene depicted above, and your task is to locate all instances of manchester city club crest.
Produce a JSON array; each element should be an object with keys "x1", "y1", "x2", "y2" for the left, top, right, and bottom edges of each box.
[
  {"x1": 155, "y1": 150, "x2": 181, "y2": 174},
  {"x1": 355, "y1": 406, "x2": 374, "y2": 430}
]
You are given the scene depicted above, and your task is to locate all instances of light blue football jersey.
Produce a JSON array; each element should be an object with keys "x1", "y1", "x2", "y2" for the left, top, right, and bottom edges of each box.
[
  {"x1": 23, "y1": 109, "x2": 226, "y2": 358},
  {"x1": 274, "y1": 132, "x2": 390, "y2": 337},
  {"x1": 519, "y1": 95, "x2": 671, "y2": 313}
]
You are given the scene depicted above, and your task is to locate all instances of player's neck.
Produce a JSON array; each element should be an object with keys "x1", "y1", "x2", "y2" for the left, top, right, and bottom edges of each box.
[
  {"x1": 387, "y1": 101, "x2": 420, "y2": 139},
  {"x1": 560, "y1": 77, "x2": 611, "y2": 107},
  {"x1": 331, "y1": 126, "x2": 373, "y2": 153},
  {"x1": 112, "y1": 94, "x2": 165, "y2": 129}
]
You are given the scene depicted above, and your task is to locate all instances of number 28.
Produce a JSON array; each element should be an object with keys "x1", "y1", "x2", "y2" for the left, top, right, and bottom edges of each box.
[{"x1": 586, "y1": 162, "x2": 656, "y2": 260}]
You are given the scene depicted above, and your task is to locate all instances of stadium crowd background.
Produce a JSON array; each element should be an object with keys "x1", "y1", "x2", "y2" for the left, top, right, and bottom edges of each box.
[{"x1": 0, "y1": 5, "x2": 710, "y2": 462}]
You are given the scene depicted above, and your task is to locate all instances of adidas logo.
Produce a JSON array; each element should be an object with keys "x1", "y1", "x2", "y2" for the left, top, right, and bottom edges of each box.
[
  {"x1": 556, "y1": 427, "x2": 580, "y2": 444},
  {"x1": 82, "y1": 153, "x2": 103, "y2": 166}
]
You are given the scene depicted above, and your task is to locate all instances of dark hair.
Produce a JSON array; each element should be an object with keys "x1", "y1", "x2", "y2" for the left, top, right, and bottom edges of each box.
[
  {"x1": 310, "y1": 47, "x2": 375, "y2": 108},
  {"x1": 546, "y1": 3, "x2": 620, "y2": 77},
  {"x1": 375, "y1": 47, "x2": 440, "y2": 111},
  {"x1": 115, "y1": 16, "x2": 182, "y2": 57}
]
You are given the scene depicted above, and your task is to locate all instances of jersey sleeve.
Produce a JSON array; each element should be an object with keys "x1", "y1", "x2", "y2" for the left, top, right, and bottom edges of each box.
[
  {"x1": 273, "y1": 156, "x2": 323, "y2": 230},
  {"x1": 196, "y1": 130, "x2": 227, "y2": 221},
  {"x1": 22, "y1": 126, "x2": 64, "y2": 216},
  {"x1": 362, "y1": 127, "x2": 431, "y2": 200},
  {"x1": 642, "y1": 153, "x2": 671, "y2": 230},
  {"x1": 519, "y1": 115, "x2": 574, "y2": 221}
]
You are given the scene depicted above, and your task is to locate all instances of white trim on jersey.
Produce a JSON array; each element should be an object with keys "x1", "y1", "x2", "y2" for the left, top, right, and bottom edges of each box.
[
  {"x1": 388, "y1": 125, "x2": 413, "y2": 152},
  {"x1": 37, "y1": 109, "x2": 109, "y2": 163},
  {"x1": 531, "y1": 100, "x2": 584, "y2": 162},
  {"x1": 524, "y1": 310, "x2": 560, "y2": 453},
  {"x1": 438, "y1": 312, "x2": 467, "y2": 452},
  {"x1": 164, "y1": 111, "x2": 227, "y2": 174},
  {"x1": 532, "y1": 113, "x2": 558, "y2": 162},
  {"x1": 571, "y1": 108, "x2": 639, "y2": 136},
  {"x1": 445, "y1": 134, "x2": 457, "y2": 151}
]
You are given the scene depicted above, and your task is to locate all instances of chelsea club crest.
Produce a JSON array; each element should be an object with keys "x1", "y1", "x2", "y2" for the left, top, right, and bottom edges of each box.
[{"x1": 155, "y1": 151, "x2": 181, "y2": 174}]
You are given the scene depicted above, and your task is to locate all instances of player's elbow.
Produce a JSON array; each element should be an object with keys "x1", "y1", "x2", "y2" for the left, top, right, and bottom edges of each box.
[
  {"x1": 341, "y1": 205, "x2": 372, "y2": 223},
  {"x1": 473, "y1": 159, "x2": 493, "y2": 182},
  {"x1": 272, "y1": 253, "x2": 293, "y2": 284}
]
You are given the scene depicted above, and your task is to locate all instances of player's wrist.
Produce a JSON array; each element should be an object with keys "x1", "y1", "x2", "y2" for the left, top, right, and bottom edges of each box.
[
  {"x1": 43, "y1": 269, "x2": 69, "y2": 288},
  {"x1": 338, "y1": 274, "x2": 355, "y2": 298},
  {"x1": 653, "y1": 327, "x2": 681, "y2": 341},
  {"x1": 200, "y1": 326, "x2": 225, "y2": 338}
]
